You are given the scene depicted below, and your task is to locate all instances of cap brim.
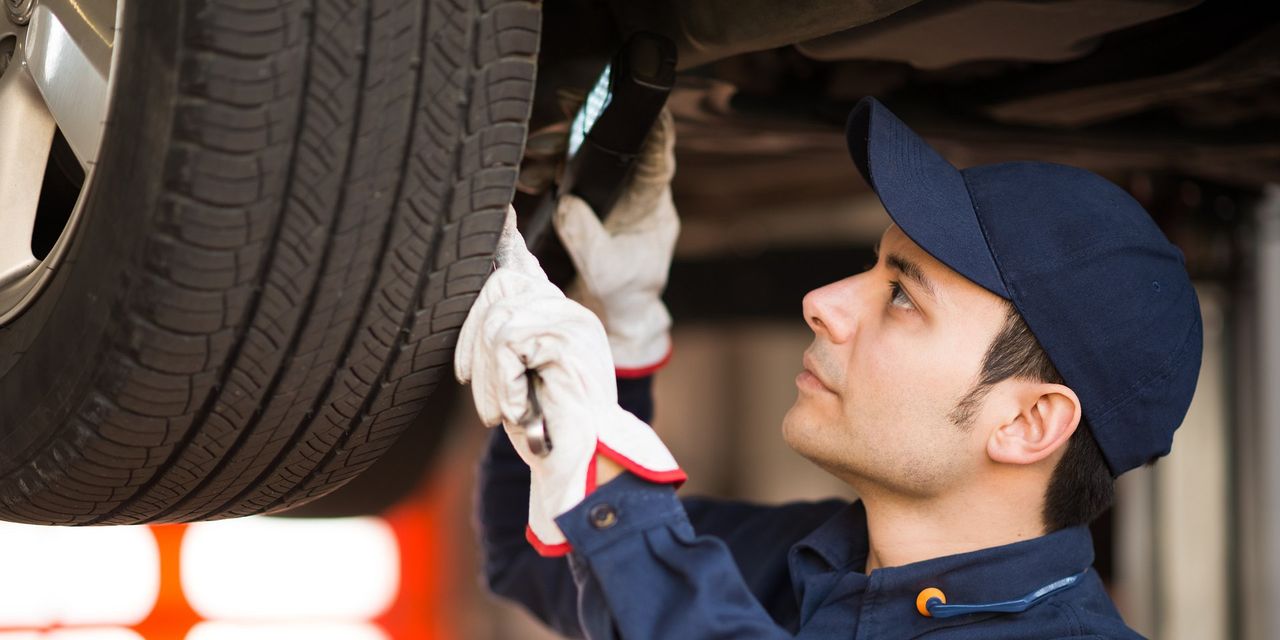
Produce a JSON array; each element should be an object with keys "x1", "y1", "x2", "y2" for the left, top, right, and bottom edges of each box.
[{"x1": 846, "y1": 97, "x2": 1009, "y2": 300}]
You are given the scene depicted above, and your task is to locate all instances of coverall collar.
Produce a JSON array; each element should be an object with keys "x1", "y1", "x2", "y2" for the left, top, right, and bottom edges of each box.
[{"x1": 787, "y1": 499, "x2": 1096, "y2": 636}]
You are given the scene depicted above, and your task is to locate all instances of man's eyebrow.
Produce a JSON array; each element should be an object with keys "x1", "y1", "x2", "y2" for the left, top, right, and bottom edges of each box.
[{"x1": 885, "y1": 253, "x2": 939, "y2": 302}]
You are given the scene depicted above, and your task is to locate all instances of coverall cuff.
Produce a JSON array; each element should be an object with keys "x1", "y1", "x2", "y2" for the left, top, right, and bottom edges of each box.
[{"x1": 555, "y1": 470, "x2": 686, "y2": 557}]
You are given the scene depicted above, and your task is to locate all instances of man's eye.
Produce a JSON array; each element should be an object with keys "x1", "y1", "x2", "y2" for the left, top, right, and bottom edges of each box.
[{"x1": 888, "y1": 280, "x2": 913, "y2": 309}]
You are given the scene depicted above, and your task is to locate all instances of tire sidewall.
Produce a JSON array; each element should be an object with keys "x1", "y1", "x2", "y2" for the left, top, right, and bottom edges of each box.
[{"x1": 0, "y1": 2, "x2": 180, "y2": 476}]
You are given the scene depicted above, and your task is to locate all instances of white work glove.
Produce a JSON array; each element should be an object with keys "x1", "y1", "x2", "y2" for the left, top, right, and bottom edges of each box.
[
  {"x1": 455, "y1": 206, "x2": 685, "y2": 556},
  {"x1": 554, "y1": 108, "x2": 679, "y2": 376}
]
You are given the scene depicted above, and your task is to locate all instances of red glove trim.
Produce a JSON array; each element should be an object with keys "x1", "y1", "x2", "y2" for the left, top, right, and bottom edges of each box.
[
  {"x1": 523, "y1": 439, "x2": 686, "y2": 558},
  {"x1": 614, "y1": 343, "x2": 674, "y2": 379},
  {"x1": 586, "y1": 449, "x2": 599, "y2": 493},
  {"x1": 525, "y1": 446, "x2": 601, "y2": 558},
  {"x1": 596, "y1": 440, "x2": 687, "y2": 488},
  {"x1": 526, "y1": 525, "x2": 571, "y2": 557}
]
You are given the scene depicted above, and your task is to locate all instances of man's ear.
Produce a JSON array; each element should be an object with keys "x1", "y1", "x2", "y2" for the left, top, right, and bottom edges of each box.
[{"x1": 986, "y1": 382, "x2": 1080, "y2": 466}]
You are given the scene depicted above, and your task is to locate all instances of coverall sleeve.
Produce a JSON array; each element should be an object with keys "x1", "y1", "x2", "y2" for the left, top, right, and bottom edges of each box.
[
  {"x1": 475, "y1": 374, "x2": 844, "y2": 637},
  {"x1": 557, "y1": 473, "x2": 800, "y2": 639}
]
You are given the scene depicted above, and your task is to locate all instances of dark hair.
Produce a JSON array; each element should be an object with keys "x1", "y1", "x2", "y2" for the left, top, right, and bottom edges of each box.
[{"x1": 948, "y1": 303, "x2": 1114, "y2": 532}]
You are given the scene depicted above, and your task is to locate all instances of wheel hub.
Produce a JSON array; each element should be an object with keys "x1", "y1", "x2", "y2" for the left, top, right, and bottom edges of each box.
[
  {"x1": 5, "y1": 0, "x2": 34, "y2": 26},
  {"x1": 0, "y1": 0, "x2": 120, "y2": 325}
]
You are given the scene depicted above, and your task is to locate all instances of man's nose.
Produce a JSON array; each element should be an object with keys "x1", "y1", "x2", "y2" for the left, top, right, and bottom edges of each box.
[{"x1": 802, "y1": 276, "x2": 861, "y2": 343}]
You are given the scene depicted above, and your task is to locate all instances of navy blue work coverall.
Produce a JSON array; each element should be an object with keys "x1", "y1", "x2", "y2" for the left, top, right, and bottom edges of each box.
[{"x1": 475, "y1": 376, "x2": 1145, "y2": 639}]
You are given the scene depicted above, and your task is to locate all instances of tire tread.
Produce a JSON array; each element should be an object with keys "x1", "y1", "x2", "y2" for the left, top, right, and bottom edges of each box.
[{"x1": 0, "y1": 0, "x2": 538, "y2": 524}]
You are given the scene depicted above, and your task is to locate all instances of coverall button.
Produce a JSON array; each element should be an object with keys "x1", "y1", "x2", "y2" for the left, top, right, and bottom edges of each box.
[{"x1": 589, "y1": 503, "x2": 618, "y2": 529}]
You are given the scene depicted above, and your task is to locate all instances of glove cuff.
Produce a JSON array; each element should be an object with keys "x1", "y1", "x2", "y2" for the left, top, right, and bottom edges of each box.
[
  {"x1": 524, "y1": 421, "x2": 685, "y2": 558},
  {"x1": 526, "y1": 525, "x2": 572, "y2": 557},
  {"x1": 613, "y1": 333, "x2": 673, "y2": 378},
  {"x1": 605, "y1": 298, "x2": 673, "y2": 374},
  {"x1": 595, "y1": 440, "x2": 687, "y2": 487}
]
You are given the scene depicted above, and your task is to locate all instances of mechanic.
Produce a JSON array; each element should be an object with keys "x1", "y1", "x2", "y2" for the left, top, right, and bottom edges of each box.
[{"x1": 454, "y1": 97, "x2": 1202, "y2": 639}]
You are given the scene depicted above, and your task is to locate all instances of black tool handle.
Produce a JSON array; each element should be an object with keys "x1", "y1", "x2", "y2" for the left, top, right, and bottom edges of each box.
[{"x1": 523, "y1": 32, "x2": 676, "y2": 256}]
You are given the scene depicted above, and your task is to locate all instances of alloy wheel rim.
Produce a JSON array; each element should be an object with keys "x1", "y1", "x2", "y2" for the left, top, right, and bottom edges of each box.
[{"x1": 0, "y1": 0, "x2": 121, "y2": 325}]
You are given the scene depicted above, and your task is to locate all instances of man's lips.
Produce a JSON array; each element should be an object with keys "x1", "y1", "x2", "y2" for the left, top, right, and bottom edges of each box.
[{"x1": 800, "y1": 353, "x2": 835, "y2": 393}]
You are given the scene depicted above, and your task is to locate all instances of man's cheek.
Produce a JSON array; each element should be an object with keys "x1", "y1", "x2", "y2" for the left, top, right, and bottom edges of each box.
[
  {"x1": 859, "y1": 343, "x2": 901, "y2": 388},
  {"x1": 848, "y1": 372, "x2": 916, "y2": 433}
]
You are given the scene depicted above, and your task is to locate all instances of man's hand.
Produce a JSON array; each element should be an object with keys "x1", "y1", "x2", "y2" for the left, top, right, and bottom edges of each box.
[
  {"x1": 554, "y1": 109, "x2": 679, "y2": 375},
  {"x1": 455, "y1": 206, "x2": 684, "y2": 556}
]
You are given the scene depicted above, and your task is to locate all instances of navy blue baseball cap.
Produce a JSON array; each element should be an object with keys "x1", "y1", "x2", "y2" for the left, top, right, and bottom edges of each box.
[{"x1": 845, "y1": 97, "x2": 1203, "y2": 476}]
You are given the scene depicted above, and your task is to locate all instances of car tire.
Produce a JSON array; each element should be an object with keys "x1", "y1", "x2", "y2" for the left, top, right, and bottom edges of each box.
[{"x1": 0, "y1": 0, "x2": 539, "y2": 524}]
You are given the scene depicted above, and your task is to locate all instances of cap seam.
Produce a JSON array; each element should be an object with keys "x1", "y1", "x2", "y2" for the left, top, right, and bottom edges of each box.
[
  {"x1": 1089, "y1": 300, "x2": 1201, "y2": 425},
  {"x1": 1002, "y1": 233, "x2": 1182, "y2": 280},
  {"x1": 957, "y1": 171, "x2": 1016, "y2": 301}
]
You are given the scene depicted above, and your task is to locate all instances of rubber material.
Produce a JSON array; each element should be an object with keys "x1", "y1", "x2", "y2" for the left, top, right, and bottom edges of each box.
[{"x1": 0, "y1": 0, "x2": 540, "y2": 524}]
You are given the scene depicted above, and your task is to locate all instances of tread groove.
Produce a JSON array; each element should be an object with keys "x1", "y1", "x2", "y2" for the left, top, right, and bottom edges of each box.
[
  {"x1": 83, "y1": 0, "x2": 316, "y2": 526},
  {"x1": 140, "y1": 0, "x2": 375, "y2": 525}
]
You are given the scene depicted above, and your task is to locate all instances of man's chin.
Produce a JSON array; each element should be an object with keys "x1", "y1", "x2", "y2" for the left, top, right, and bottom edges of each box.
[
  {"x1": 781, "y1": 411, "x2": 862, "y2": 479},
  {"x1": 780, "y1": 404, "x2": 803, "y2": 442},
  {"x1": 780, "y1": 408, "x2": 821, "y2": 456},
  {"x1": 782, "y1": 392, "x2": 818, "y2": 428}
]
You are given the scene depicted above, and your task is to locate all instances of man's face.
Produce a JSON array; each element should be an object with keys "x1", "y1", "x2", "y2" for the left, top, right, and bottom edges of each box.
[{"x1": 782, "y1": 224, "x2": 1009, "y2": 499}]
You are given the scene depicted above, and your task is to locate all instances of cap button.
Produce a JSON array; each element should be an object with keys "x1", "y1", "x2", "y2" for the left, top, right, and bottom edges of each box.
[
  {"x1": 589, "y1": 503, "x2": 618, "y2": 529},
  {"x1": 916, "y1": 587, "x2": 946, "y2": 617}
]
